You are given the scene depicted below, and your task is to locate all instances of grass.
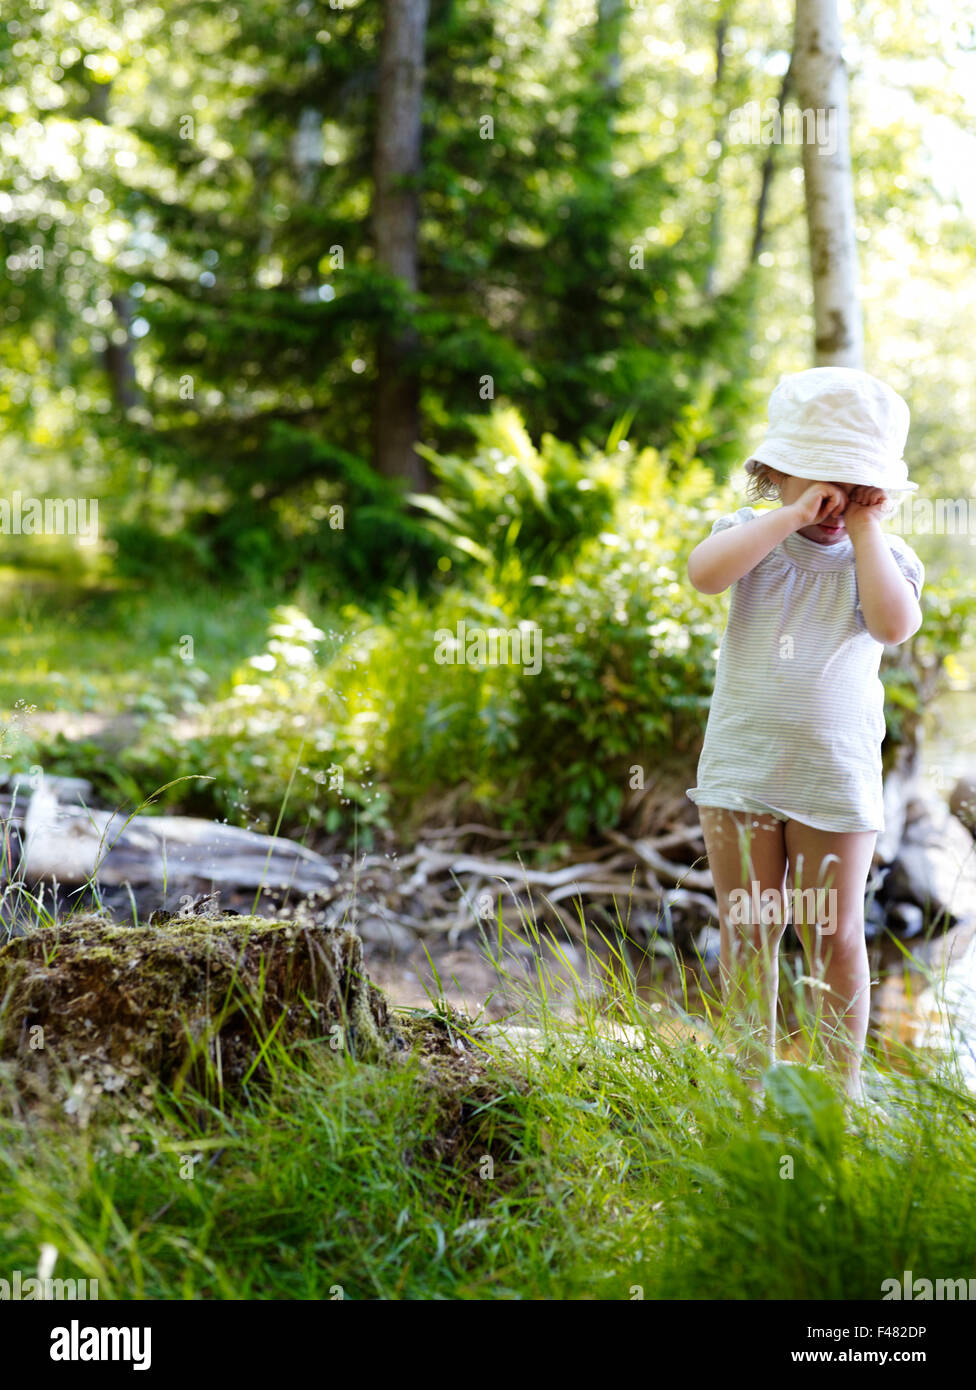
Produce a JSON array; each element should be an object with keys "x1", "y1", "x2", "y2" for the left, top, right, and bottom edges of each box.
[
  {"x1": 0, "y1": 566, "x2": 294, "y2": 713},
  {"x1": 0, "y1": 567, "x2": 349, "y2": 828},
  {"x1": 1, "y1": 902, "x2": 975, "y2": 1301}
]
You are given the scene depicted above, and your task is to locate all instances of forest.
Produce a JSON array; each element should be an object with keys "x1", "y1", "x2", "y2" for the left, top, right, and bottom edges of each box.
[{"x1": 1, "y1": 0, "x2": 976, "y2": 1332}]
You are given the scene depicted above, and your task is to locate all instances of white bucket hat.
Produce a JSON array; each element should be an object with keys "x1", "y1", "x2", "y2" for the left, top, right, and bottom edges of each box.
[{"x1": 745, "y1": 366, "x2": 918, "y2": 494}]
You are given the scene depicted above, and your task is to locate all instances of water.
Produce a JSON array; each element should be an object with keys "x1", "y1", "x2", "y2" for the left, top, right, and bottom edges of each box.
[
  {"x1": 873, "y1": 686, "x2": 976, "y2": 1087},
  {"x1": 919, "y1": 687, "x2": 976, "y2": 794},
  {"x1": 913, "y1": 933, "x2": 976, "y2": 1087}
]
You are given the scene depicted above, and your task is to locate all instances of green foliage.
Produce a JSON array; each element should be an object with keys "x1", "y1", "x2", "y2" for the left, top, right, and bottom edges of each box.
[
  {"x1": 9, "y1": 403, "x2": 974, "y2": 843},
  {"x1": 106, "y1": 520, "x2": 216, "y2": 582},
  {"x1": 113, "y1": 606, "x2": 391, "y2": 835},
  {"x1": 49, "y1": 409, "x2": 730, "y2": 840},
  {"x1": 880, "y1": 564, "x2": 974, "y2": 760},
  {"x1": 2, "y1": 0, "x2": 783, "y2": 589},
  {"x1": 0, "y1": 0, "x2": 974, "y2": 610},
  {"x1": 410, "y1": 404, "x2": 621, "y2": 573},
  {"x1": 108, "y1": 421, "x2": 438, "y2": 593}
]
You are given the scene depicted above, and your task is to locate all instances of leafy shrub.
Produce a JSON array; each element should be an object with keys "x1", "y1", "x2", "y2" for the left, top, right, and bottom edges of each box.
[
  {"x1": 109, "y1": 420, "x2": 438, "y2": 595},
  {"x1": 879, "y1": 563, "x2": 973, "y2": 768},
  {"x1": 108, "y1": 606, "x2": 387, "y2": 834},
  {"x1": 12, "y1": 406, "x2": 971, "y2": 846},
  {"x1": 90, "y1": 413, "x2": 735, "y2": 840},
  {"x1": 410, "y1": 404, "x2": 624, "y2": 574}
]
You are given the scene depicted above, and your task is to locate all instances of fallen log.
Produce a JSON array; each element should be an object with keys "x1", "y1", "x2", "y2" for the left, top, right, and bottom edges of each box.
[
  {"x1": 0, "y1": 777, "x2": 720, "y2": 955},
  {"x1": 18, "y1": 777, "x2": 338, "y2": 897}
]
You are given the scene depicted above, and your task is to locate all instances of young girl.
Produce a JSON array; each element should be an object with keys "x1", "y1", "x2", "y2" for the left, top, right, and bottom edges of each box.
[{"x1": 685, "y1": 367, "x2": 924, "y2": 1104}]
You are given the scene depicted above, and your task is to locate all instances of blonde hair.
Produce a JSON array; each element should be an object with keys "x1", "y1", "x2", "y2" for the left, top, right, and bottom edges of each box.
[
  {"x1": 743, "y1": 458, "x2": 784, "y2": 504},
  {"x1": 743, "y1": 458, "x2": 898, "y2": 519}
]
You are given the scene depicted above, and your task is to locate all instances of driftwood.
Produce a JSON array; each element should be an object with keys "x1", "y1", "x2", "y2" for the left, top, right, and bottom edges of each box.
[
  {"x1": 4, "y1": 771, "x2": 970, "y2": 961},
  {"x1": 343, "y1": 828, "x2": 718, "y2": 948},
  {"x1": 13, "y1": 778, "x2": 338, "y2": 897},
  {"x1": 606, "y1": 829, "x2": 713, "y2": 891}
]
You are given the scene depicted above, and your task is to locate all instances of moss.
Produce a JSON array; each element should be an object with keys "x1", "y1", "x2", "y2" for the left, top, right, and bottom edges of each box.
[
  {"x1": 390, "y1": 1006, "x2": 532, "y2": 1185},
  {"x1": 0, "y1": 913, "x2": 398, "y2": 1111}
]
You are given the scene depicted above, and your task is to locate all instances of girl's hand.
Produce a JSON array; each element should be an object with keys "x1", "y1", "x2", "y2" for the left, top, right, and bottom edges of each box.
[
  {"x1": 843, "y1": 484, "x2": 887, "y2": 535},
  {"x1": 784, "y1": 482, "x2": 849, "y2": 530}
]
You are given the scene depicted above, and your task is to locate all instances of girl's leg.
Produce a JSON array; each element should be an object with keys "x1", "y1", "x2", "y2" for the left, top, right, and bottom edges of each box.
[
  {"x1": 783, "y1": 821, "x2": 877, "y2": 1100},
  {"x1": 699, "y1": 807, "x2": 789, "y2": 1081}
]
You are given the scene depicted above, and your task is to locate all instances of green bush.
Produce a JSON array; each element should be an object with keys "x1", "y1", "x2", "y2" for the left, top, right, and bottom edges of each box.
[
  {"x1": 879, "y1": 564, "x2": 973, "y2": 767},
  {"x1": 409, "y1": 404, "x2": 623, "y2": 574},
  {"x1": 11, "y1": 406, "x2": 971, "y2": 845},
  {"x1": 78, "y1": 412, "x2": 734, "y2": 840}
]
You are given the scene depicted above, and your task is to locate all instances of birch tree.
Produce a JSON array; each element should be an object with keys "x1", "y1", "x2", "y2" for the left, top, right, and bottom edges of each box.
[{"x1": 792, "y1": 0, "x2": 863, "y2": 367}]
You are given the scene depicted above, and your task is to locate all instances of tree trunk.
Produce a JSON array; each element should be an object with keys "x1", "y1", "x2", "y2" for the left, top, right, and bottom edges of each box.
[
  {"x1": 88, "y1": 76, "x2": 142, "y2": 410},
  {"x1": 704, "y1": 9, "x2": 729, "y2": 297},
  {"x1": 103, "y1": 291, "x2": 141, "y2": 410},
  {"x1": 372, "y1": 0, "x2": 430, "y2": 491},
  {"x1": 596, "y1": 0, "x2": 625, "y2": 101},
  {"x1": 750, "y1": 60, "x2": 793, "y2": 265},
  {"x1": 792, "y1": 0, "x2": 863, "y2": 367}
]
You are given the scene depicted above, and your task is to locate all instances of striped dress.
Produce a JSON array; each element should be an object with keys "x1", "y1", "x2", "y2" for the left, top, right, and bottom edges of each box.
[{"x1": 686, "y1": 506, "x2": 924, "y2": 832}]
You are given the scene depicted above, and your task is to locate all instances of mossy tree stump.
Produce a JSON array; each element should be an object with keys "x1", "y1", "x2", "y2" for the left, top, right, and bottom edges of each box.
[{"x1": 0, "y1": 915, "x2": 397, "y2": 1108}]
